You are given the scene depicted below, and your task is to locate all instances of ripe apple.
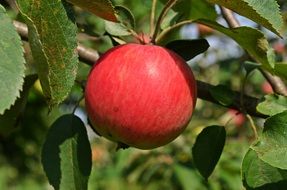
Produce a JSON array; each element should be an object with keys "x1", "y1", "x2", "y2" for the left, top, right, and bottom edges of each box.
[
  {"x1": 85, "y1": 43, "x2": 197, "y2": 149},
  {"x1": 227, "y1": 109, "x2": 246, "y2": 127},
  {"x1": 261, "y1": 81, "x2": 273, "y2": 94}
]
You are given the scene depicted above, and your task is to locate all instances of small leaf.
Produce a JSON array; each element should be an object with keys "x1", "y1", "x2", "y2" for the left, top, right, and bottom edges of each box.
[
  {"x1": 274, "y1": 62, "x2": 287, "y2": 81},
  {"x1": 197, "y1": 20, "x2": 272, "y2": 71},
  {"x1": 209, "y1": 85, "x2": 235, "y2": 106},
  {"x1": 208, "y1": 0, "x2": 283, "y2": 36},
  {"x1": 105, "y1": 21, "x2": 132, "y2": 36},
  {"x1": 0, "y1": 5, "x2": 25, "y2": 114},
  {"x1": 67, "y1": 0, "x2": 117, "y2": 22},
  {"x1": 160, "y1": 0, "x2": 217, "y2": 21},
  {"x1": 17, "y1": 0, "x2": 79, "y2": 107},
  {"x1": 192, "y1": 125, "x2": 226, "y2": 179},
  {"x1": 243, "y1": 61, "x2": 260, "y2": 74},
  {"x1": 252, "y1": 111, "x2": 287, "y2": 170},
  {"x1": 165, "y1": 39, "x2": 210, "y2": 61},
  {"x1": 104, "y1": 5, "x2": 136, "y2": 37},
  {"x1": 267, "y1": 48, "x2": 276, "y2": 69},
  {"x1": 257, "y1": 94, "x2": 287, "y2": 116},
  {"x1": 242, "y1": 149, "x2": 287, "y2": 188},
  {"x1": 115, "y1": 5, "x2": 135, "y2": 29},
  {"x1": 42, "y1": 114, "x2": 92, "y2": 190}
]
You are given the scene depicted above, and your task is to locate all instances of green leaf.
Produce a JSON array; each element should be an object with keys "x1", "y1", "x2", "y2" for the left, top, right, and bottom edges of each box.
[
  {"x1": 0, "y1": 75, "x2": 37, "y2": 136},
  {"x1": 41, "y1": 114, "x2": 92, "y2": 190},
  {"x1": 257, "y1": 94, "x2": 287, "y2": 116},
  {"x1": 197, "y1": 20, "x2": 272, "y2": 71},
  {"x1": 115, "y1": 5, "x2": 135, "y2": 29},
  {"x1": 243, "y1": 61, "x2": 260, "y2": 74},
  {"x1": 252, "y1": 111, "x2": 287, "y2": 170},
  {"x1": 242, "y1": 149, "x2": 287, "y2": 188},
  {"x1": 160, "y1": 0, "x2": 217, "y2": 21},
  {"x1": 67, "y1": 0, "x2": 117, "y2": 22},
  {"x1": 17, "y1": 0, "x2": 79, "y2": 107},
  {"x1": 192, "y1": 125, "x2": 226, "y2": 179},
  {"x1": 105, "y1": 20, "x2": 132, "y2": 36},
  {"x1": 207, "y1": 0, "x2": 283, "y2": 36},
  {"x1": 209, "y1": 85, "x2": 235, "y2": 106},
  {"x1": 173, "y1": 164, "x2": 203, "y2": 190},
  {"x1": 267, "y1": 48, "x2": 276, "y2": 69},
  {"x1": 274, "y1": 63, "x2": 287, "y2": 81},
  {"x1": 104, "y1": 5, "x2": 136, "y2": 37},
  {"x1": 0, "y1": 5, "x2": 25, "y2": 114},
  {"x1": 165, "y1": 39, "x2": 210, "y2": 61}
]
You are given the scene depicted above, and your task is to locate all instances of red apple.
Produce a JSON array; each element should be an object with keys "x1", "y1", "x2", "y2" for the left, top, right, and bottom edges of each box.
[
  {"x1": 227, "y1": 109, "x2": 245, "y2": 127},
  {"x1": 261, "y1": 81, "x2": 273, "y2": 94},
  {"x1": 85, "y1": 43, "x2": 197, "y2": 149}
]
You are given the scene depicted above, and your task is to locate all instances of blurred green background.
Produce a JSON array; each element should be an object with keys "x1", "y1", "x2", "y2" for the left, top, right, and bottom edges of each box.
[{"x1": 0, "y1": 0, "x2": 287, "y2": 189}]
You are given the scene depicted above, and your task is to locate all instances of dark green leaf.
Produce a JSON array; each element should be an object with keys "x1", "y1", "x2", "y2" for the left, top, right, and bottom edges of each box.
[
  {"x1": 192, "y1": 125, "x2": 226, "y2": 179},
  {"x1": 252, "y1": 111, "x2": 287, "y2": 169},
  {"x1": 165, "y1": 39, "x2": 210, "y2": 61},
  {"x1": 242, "y1": 149, "x2": 287, "y2": 189},
  {"x1": 0, "y1": 5, "x2": 25, "y2": 114},
  {"x1": 0, "y1": 75, "x2": 37, "y2": 136},
  {"x1": 257, "y1": 94, "x2": 287, "y2": 116},
  {"x1": 67, "y1": 0, "x2": 117, "y2": 22},
  {"x1": 197, "y1": 20, "x2": 272, "y2": 71},
  {"x1": 274, "y1": 63, "x2": 287, "y2": 81},
  {"x1": 17, "y1": 0, "x2": 79, "y2": 107},
  {"x1": 244, "y1": 61, "x2": 260, "y2": 74},
  {"x1": 115, "y1": 5, "x2": 135, "y2": 29},
  {"x1": 209, "y1": 85, "x2": 235, "y2": 106},
  {"x1": 42, "y1": 114, "x2": 92, "y2": 190},
  {"x1": 208, "y1": 0, "x2": 283, "y2": 36}
]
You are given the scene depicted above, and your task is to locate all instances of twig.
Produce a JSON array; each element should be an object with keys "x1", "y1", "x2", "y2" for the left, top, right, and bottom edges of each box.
[
  {"x1": 246, "y1": 114, "x2": 258, "y2": 140},
  {"x1": 220, "y1": 6, "x2": 287, "y2": 96},
  {"x1": 156, "y1": 20, "x2": 193, "y2": 44},
  {"x1": 220, "y1": 7, "x2": 239, "y2": 28},
  {"x1": 150, "y1": 0, "x2": 157, "y2": 36},
  {"x1": 260, "y1": 69, "x2": 287, "y2": 96},
  {"x1": 196, "y1": 81, "x2": 267, "y2": 118},
  {"x1": 13, "y1": 20, "x2": 267, "y2": 118},
  {"x1": 13, "y1": 21, "x2": 99, "y2": 65},
  {"x1": 151, "y1": 0, "x2": 178, "y2": 44}
]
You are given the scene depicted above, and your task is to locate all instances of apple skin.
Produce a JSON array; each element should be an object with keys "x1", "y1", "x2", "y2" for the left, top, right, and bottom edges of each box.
[
  {"x1": 261, "y1": 81, "x2": 273, "y2": 94},
  {"x1": 85, "y1": 43, "x2": 197, "y2": 149},
  {"x1": 227, "y1": 109, "x2": 245, "y2": 127}
]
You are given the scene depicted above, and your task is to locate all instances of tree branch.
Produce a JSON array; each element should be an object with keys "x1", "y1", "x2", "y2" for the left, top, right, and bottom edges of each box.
[
  {"x1": 220, "y1": 7, "x2": 287, "y2": 96},
  {"x1": 13, "y1": 20, "x2": 267, "y2": 118},
  {"x1": 13, "y1": 21, "x2": 99, "y2": 65}
]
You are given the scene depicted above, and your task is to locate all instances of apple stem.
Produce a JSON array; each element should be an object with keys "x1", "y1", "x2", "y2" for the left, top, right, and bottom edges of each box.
[{"x1": 151, "y1": 0, "x2": 178, "y2": 44}]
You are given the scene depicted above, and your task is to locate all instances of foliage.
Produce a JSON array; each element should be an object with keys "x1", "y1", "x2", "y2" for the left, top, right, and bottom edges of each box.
[{"x1": 0, "y1": 0, "x2": 287, "y2": 189}]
